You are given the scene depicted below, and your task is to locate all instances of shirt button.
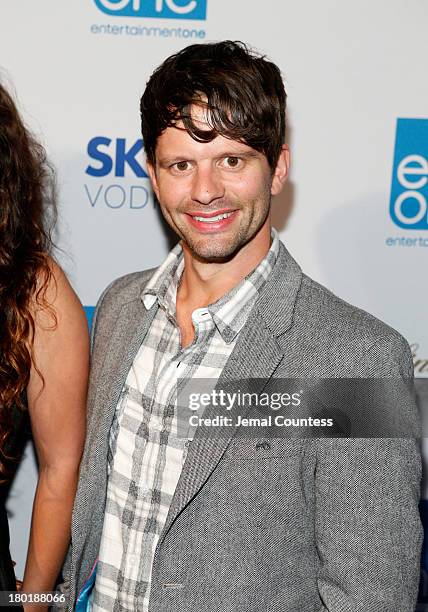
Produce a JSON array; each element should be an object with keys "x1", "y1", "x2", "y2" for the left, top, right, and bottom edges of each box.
[{"x1": 192, "y1": 308, "x2": 211, "y2": 324}]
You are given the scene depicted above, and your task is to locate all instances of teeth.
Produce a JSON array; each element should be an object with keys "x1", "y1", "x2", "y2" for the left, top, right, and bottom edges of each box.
[{"x1": 192, "y1": 212, "x2": 233, "y2": 223}]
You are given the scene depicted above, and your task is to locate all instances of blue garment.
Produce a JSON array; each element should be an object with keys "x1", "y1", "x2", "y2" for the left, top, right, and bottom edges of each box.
[{"x1": 75, "y1": 560, "x2": 98, "y2": 612}]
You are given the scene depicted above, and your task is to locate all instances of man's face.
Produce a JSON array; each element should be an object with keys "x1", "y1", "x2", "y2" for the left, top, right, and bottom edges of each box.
[{"x1": 147, "y1": 106, "x2": 289, "y2": 262}]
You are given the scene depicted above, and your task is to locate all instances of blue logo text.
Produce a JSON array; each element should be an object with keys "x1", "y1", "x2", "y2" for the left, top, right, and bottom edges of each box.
[
  {"x1": 389, "y1": 118, "x2": 428, "y2": 230},
  {"x1": 85, "y1": 136, "x2": 152, "y2": 210},
  {"x1": 86, "y1": 136, "x2": 148, "y2": 178},
  {"x1": 93, "y1": 0, "x2": 207, "y2": 20}
]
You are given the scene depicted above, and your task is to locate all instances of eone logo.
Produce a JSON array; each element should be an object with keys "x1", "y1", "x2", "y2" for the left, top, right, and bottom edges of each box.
[
  {"x1": 85, "y1": 136, "x2": 151, "y2": 209},
  {"x1": 389, "y1": 118, "x2": 428, "y2": 230},
  {"x1": 93, "y1": 0, "x2": 207, "y2": 20}
]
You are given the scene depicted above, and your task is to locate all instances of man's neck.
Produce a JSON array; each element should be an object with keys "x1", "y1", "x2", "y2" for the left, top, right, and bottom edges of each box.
[{"x1": 177, "y1": 223, "x2": 272, "y2": 309}]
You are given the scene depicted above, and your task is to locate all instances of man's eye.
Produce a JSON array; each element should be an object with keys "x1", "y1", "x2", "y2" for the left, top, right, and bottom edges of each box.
[
  {"x1": 225, "y1": 156, "x2": 240, "y2": 168},
  {"x1": 174, "y1": 161, "x2": 189, "y2": 171}
]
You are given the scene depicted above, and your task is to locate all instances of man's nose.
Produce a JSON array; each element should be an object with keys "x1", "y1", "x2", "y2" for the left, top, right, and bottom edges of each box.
[{"x1": 190, "y1": 166, "x2": 224, "y2": 205}]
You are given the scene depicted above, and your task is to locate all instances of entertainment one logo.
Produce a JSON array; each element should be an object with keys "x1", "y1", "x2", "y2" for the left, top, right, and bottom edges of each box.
[
  {"x1": 93, "y1": 0, "x2": 207, "y2": 20},
  {"x1": 84, "y1": 136, "x2": 152, "y2": 210},
  {"x1": 389, "y1": 118, "x2": 428, "y2": 230}
]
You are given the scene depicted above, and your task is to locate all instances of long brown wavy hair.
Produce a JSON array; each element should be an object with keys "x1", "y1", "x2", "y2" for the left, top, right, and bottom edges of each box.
[{"x1": 0, "y1": 82, "x2": 57, "y2": 479}]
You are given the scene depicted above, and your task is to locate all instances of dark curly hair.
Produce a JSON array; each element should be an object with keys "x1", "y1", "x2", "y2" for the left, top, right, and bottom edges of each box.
[
  {"x1": 0, "y1": 83, "x2": 57, "y2": 479},
  {"x1": 140, "y1": 40, "x2": 287, "y2": 171}
]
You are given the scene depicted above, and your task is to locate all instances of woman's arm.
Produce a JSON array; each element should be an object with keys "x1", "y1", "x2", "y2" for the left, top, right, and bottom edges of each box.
[{"x1": 21, "y1": 261, "x2": 89, "y2": 610}]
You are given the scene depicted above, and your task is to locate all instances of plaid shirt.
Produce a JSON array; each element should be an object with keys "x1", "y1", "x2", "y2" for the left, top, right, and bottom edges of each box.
[{"x1": 91, "y1": 230, "x2": 280, "y2": 611}]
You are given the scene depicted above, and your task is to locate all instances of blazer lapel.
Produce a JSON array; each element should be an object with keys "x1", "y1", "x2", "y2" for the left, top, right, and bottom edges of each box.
[
  {"x1": 159, "y1": 315, "x2": 283, "y2": 545},
  {"x1": 159, "y1": 242, "x2": 303, "y2": 544},
  {"x1": 75, "y1": 296, "x2": 157, "y2": 565},
  {"x1": 85, "y1": 297, "x2": 157, "y2": 455}
]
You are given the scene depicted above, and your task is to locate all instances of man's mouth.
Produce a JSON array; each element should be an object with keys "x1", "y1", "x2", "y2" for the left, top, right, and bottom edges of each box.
[
  {"x1": 185, "y1": 209, "x2": 238, "y2": 232},
  {"x1": 190, "y1": 212, "x2": 234, "y2": 223}
]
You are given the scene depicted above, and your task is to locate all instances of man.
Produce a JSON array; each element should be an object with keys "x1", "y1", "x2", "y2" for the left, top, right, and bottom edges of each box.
[{"x1": 59, "y1": 41, "x2": 422, "y2": 611}]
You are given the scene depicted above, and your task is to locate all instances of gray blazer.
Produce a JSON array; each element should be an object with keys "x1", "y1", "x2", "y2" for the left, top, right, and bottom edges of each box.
[{"x1": 59, "y1": 242, "x2": 422, "y2": 611}]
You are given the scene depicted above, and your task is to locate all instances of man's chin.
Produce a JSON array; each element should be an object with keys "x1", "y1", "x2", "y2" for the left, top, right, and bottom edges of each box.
[{"x1": 184, "y1": 238, "x2": 241, "y2": 263}]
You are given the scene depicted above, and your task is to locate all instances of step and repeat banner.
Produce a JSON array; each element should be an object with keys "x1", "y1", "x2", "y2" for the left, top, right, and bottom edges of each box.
[{"x1": 1, "y1": 0, "x2": 427, "y2": 605}]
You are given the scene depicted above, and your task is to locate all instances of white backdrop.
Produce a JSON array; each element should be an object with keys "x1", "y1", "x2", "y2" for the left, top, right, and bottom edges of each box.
[{"x1": 1, "y1": 0, "x2": 427, "y2": 601}]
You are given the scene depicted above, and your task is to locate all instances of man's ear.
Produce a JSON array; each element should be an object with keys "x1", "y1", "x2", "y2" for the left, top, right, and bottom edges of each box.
[
  {"x1": 146, "y1": 160, "x2": 160, "y2": 200},
  {"x1": 271, "y1": 144, "x2": 290, "y2": 196}
]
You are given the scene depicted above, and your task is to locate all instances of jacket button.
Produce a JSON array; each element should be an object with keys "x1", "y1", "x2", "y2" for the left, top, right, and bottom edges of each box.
[{"x1": 255, "y1": 440, "x2": 271, "y2": 451}]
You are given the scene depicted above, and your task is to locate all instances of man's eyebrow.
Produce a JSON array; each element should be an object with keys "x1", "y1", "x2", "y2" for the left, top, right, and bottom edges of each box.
[
  {"x1": 218, "y1": 150, "x2": 261, "y2": 159},
  {"x1": 157, "y1": 150, "x2": 261, "y2": 167},
  {"x1": 157, "y1": 156, "x2": 188, "y2": 167}
]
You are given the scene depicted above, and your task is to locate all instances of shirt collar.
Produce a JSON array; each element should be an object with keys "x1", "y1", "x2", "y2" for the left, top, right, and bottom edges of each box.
[
  {"x1": 141, "y1": 243, "x2": 183, "y2": 316},
  {"x1": 142, "y1": 229, "x2": 280, "y2": 343}
]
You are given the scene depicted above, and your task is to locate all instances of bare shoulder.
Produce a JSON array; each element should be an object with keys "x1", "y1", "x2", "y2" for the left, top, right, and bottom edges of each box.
[
  {"x1": 32, "y1": 257, "x2": 88, "y2": 334},
  {"x1": 27, "y1": 258, "x2": 88, "y2": 458},
  {"x1": 28, "y1": 257, "x2": 89, "y2": 393}
]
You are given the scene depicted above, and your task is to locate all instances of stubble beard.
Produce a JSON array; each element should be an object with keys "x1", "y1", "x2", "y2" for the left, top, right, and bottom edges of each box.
[
  {"x1": 173, "y1": 196, "x2": 271, "y2": 263},
  {"x1": 180, "y1": 226, "x2": 249, "y2": 263}
]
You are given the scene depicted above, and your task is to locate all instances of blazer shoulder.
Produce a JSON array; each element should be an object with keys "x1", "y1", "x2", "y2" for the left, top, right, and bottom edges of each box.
[
  {"x1": 98, "y1": 268, "x2": 156, "y2": 309},
  {"x1": 293, "y1": 274, "x2": 413, "y2": 376},
  {"x1": 89, "y1": 268, "x2": 156, "y2": 345}
]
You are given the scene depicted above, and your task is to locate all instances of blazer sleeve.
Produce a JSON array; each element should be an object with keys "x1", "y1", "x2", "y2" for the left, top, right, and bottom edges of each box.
[
  {"x1": 52, "y1": 278, "x2": 118, "y2": 611},
  {"x1": 315, "y1": 335, "x2": 423, "y2": 612}
]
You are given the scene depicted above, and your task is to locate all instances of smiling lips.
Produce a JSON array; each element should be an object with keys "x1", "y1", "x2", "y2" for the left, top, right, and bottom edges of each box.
[{"x1": 186, "y1": 209, "x2": 238, "y2": 232}]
